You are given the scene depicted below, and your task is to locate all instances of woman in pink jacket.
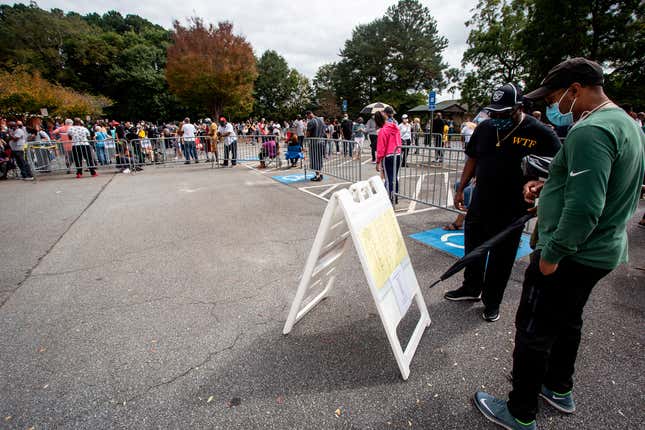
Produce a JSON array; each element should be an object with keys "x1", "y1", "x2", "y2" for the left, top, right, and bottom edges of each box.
[{"x1": 375, "y1": 111, "x2": 402, "y2": 203}]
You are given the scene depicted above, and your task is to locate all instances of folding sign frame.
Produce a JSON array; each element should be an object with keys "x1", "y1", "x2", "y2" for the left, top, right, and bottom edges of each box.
[{"x1": 283, "y1": 176, "x2": 431, "y2": 380}]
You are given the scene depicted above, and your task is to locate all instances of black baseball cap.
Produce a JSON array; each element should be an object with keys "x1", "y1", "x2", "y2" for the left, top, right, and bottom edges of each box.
[
  {"x1": 524, "y1": 57, "x2": 604, "y2": 100},
  {"x1": 485, "y1": 83, "x2": 523, "y2": 112}
]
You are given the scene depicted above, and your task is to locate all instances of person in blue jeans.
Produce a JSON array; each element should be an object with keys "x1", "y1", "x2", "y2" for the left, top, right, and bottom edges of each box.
[
  {"x1": 94, "y1": 126, "x2": 109, "y2": 165},
  {"x1": 443, "y1": 179, "x2": 475, "y2": 230}
]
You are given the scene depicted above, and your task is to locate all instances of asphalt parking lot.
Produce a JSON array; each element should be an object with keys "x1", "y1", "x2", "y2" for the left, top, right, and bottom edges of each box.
[{"x1": 1, "y1": 166, "x2": 643, "y2": 429}]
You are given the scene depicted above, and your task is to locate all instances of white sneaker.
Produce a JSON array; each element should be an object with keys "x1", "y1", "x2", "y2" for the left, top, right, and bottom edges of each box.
[{"x1": 122, "y1": 168, "x2": 131, "y2": 174}]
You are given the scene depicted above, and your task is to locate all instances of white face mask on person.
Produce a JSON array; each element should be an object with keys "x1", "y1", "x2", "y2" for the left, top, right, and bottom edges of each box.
[{"x1": 546, "y1": 88, "x2": 576, "y2": 127}]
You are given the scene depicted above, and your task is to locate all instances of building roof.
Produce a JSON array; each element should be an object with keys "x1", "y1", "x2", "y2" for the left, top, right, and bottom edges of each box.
[{"x1": 408, "y1": 99, "x2": 468, "y2": 114}]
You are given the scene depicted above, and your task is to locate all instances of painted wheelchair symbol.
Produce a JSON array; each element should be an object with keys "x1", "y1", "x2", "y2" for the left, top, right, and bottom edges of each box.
[{"x1": 440, "y1": 232, "x2": 465, "y2": 250}]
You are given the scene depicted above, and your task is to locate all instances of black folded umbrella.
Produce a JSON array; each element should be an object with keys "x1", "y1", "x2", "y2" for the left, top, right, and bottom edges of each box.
[{"x1": 429, "y1": 213, "x2": 536, "y2": 288}]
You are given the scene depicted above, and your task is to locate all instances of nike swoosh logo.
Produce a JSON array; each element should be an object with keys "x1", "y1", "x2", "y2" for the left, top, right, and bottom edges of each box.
[
  {"x1": 569, "y1": 169, "x2": 590, "y2": 177},
  {"x1": 480, "y1": 398, "x2": 494, "y2": 415}
]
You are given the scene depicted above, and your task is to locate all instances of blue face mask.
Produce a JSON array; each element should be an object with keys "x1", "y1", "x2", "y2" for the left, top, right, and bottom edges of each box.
[
  {"x1": 490, "y1": 117, "x2": 514, "y2": 130},
  {"x1": 546, "y1": 88, "x2": 576, "y2": 127}
]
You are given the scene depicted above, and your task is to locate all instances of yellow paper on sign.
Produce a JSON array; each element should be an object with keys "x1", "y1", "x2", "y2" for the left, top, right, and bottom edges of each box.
[{"x1": 358, "y1": 208, "x2": 408, "y2": 290}]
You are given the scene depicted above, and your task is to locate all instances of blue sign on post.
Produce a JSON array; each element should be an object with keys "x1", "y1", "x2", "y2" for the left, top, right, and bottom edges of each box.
[
  {"x1": 428, "y1": 91, "x2": 436, "y2": 111},
  {"x1": 342, "y1": 99, "x2": 348, "y2": 112}
]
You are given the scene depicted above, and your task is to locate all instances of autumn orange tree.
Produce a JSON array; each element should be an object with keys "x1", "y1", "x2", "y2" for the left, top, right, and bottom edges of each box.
[
  {"x1": 0, "y1": 68, "x2": 111, "y2": 117},
  {"x1": 166, "y1": 19, "x2": 257, "y2": 119}
]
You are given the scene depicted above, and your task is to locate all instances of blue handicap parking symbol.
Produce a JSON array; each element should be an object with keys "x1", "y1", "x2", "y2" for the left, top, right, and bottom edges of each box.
[
  {"x1": 409, "y1": 228, "x2": 533, "y2": 260},
  {"x1": 272, "y1": 172, "x2": 318, "y2": 184}
]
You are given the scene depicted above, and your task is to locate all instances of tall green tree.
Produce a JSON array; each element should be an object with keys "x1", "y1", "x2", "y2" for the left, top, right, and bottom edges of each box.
[
  {"x1": 0, "y1": 4, "x2": 177, "y2": 120},
  {"x1": 460, "y1": 0, "x2": 530, "y2": 111},
  {"x1": 312, "y1": 63, "x2": 342, "y2": 119},
  {"x1": 320, "y1": 0, "x2": 448, "y2": 117},
  {"x1": 460, "y1": 0, "x2": 644, "y2": 110},
  {"x1": 282, "y1": 70, "x2": 314, "y2": 119},
  {"x1": 254, "y1": 50, "x2": 290, "y2": 119},
  {"x1": 522, "y1": 0, "x2": 644, "y2": 108},
  {"x1": 252, "y1": 50, "x2": 312, "y2": 119}
]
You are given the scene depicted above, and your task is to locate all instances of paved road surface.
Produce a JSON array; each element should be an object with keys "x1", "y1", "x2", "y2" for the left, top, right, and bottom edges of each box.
[{"x1": 0, "y1": 166, "x2": 643, "y2": 429}]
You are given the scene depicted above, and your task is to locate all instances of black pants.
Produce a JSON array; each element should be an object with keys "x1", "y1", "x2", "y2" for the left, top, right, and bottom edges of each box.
[
  {"x1": 369, "y1": 134, "x2": 377, "y2": 161},
  {"x1": 342, "y1": 140, "x2": 353, "y2": 157},
  {"x1": 462, "y1": 213, "x2": 523, "y2": 310},
  {"x1": 309, "y1": 139, "x2": 324, "y2": 172},
  {"x1": 434, "y1": 134, "x2": 444, "y2": 161},
  {"x1": 401, "y1": 139, "x2": 411, "y2": 167},
  {"x1": 223, "y1": 141, "x2": 237, "y2": 166},
  {"x1": 508, "y1": 251, "x2": 610, "y2": 422},
  {"x1": 12, "y1": 150, "x2": 33, "y2": 178},
  {"x1": 383, "y1": 154, "x2": 401, "y2": 201},
  {"x1": 132, "y1": 141, "x2": 145, "y2": 165},
  {"x1": 72, "y1": 145, "x2": 96, "y2": 175}
]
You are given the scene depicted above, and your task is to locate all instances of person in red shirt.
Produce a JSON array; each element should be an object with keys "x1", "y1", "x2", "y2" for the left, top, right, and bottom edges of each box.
[
  {"x1": 52, "y1": 119, "x2": 73, "y2": 174},
  {"x1": 375, "y1": 111, "x2": 402, "y2": 204}
]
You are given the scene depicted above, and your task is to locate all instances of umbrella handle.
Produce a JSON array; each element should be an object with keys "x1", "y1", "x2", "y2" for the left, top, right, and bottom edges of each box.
[{"x1": 428, "y1": 279, "x2": 442, "y2": 289}]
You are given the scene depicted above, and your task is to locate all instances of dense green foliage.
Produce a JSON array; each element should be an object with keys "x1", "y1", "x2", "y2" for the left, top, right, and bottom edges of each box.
[
  {"x1": 1, "y1": 1, "x2": 641, "y2": 120},
  {"x1": 253, "y1": 50, "x2": 313, "y2": 120},
  {"x1": 0, "y1": 3, "x2": 179, "y2": 120},
  {"x1": 314, "y1": 0, "x2": 448, "y2": 117},
  {"x1": 460, "y1": 0, "x2": 644, "y2": 110}
]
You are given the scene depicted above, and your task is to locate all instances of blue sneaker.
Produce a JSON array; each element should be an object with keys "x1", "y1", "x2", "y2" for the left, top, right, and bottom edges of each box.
[
  {"x1": 539, "y1": 386, "x2": 575, "y2": 413},
  {"x1": 473, "y1": 391, "x2": 537, "y2": 430}
]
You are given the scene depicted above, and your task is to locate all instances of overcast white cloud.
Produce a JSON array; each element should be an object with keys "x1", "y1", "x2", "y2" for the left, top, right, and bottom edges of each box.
[{"x1": 25, "y1": 0, "x2": 476, "y2": 100}]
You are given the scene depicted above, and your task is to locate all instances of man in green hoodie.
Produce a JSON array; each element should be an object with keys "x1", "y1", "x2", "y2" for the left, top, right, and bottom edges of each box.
[{"x1": 473, "y1": 58, "x2": 645, "y2": 430}]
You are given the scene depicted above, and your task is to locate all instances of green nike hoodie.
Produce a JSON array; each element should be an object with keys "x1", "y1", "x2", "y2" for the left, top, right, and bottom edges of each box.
[{"x1": 537, "y1": 107, "x2": 645, "y2": 270}]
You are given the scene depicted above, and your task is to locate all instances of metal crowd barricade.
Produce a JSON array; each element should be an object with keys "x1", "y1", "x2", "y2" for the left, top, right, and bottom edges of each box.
[
  {"x1": 381, "y1": 144, "x2": 467, "y2": 213},
  {"x1": 131, "y1": 135, "x2": 219, "y2": 167},
  {"x1": 303, "y1": 137, "x2": 362, "y2": 183},
  {"x1": 26, "y1": 141, "x2": 63, "y2": 173},
  {"x1": 23, "y1": 138, "x2": 142, "y2": 174},
  {"x1": 26, "y1": 139, "x2": 102, "y2": 174}
]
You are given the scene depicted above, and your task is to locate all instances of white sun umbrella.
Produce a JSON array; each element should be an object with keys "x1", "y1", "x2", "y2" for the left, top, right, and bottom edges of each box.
[{"x1": 360, "y1": 102, "x2": 396, "y2": 115}]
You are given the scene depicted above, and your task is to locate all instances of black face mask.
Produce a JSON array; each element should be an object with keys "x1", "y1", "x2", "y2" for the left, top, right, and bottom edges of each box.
[
  {"x1": 490, "y1": 117, "x2": 514, "y2": 130},
  {"x1": 219, "y1": 122, "x2": 225, "y2": 126}
]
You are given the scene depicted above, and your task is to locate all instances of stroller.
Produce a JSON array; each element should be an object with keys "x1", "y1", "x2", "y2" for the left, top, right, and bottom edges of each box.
[{"x1": 0, "y1": 141, "x2": 17, "y2": 180}]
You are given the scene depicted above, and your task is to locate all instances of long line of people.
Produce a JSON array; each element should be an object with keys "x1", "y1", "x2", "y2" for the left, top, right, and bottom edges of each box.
[{"x1": 0, "y1": 110, "x2": 528, "y2": 181}]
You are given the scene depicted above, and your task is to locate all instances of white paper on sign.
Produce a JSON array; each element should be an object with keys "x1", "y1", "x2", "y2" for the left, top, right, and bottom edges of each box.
[{"x1": 390, "y1": 262, "x2": 414, "y2": 315}]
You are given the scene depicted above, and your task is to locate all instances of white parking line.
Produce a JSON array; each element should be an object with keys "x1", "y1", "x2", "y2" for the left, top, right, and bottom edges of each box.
[
  {"x1": 395, "y1": 206, "x2": 439, "y2": 217},
  {"x1": 298, "y1": 187, "x2": 330, "y2": 202},
  {"x1": 407, "y1": 174, "x2": 426, "y2": 213},
  {"x1": 320, "y1": 184, "x2": 342, "y2": 197}
]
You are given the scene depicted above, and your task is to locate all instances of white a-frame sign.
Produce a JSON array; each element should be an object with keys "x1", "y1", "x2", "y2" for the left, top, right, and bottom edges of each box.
[{"x1": 283, "y1": 176, "x2": 431, "y2": 380}]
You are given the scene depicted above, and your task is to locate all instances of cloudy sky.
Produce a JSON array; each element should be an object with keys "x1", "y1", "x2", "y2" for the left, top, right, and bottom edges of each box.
[{"x1": 28, "y1": 0, "x2": 477, "y2": 100}]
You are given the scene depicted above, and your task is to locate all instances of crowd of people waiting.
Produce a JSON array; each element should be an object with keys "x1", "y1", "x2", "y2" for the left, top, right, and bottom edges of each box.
[{"x1": 0, "y1": 112, "x2": 476, "y2": 181}]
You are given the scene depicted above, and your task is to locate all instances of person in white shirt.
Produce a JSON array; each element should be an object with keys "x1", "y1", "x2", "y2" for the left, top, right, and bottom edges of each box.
[
  {"x1": 8, "y1": 120, "x2": 34, "y2": 180},
  {"x1": 68, "y1": 118, "x2": 97, "y2": 178},
  {"x1": 398, "y1": 114, "x2": 412, "y2": 167},
  {"x1": 180, "y1": 117, "x2": 198, "y2": 164},
  {"x1": 217, "y1": 116, "x2": 237, "y2": 167},
  {"x1": 294, "y1": 116, "x2": 305, "y2": 148},
  {"x1": 460, "y1": 117, "x2": 477, "y2": 146}
]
